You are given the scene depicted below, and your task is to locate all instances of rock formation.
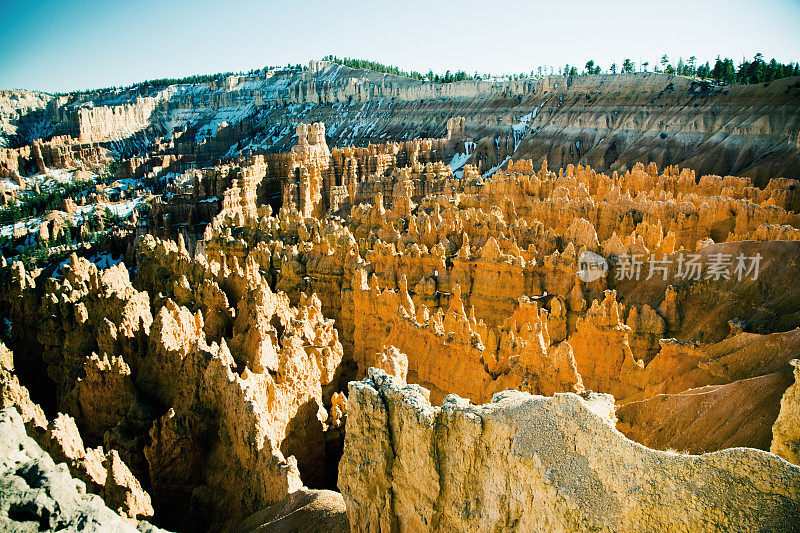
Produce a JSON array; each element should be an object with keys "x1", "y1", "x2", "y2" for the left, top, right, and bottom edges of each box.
[
  {"x1": 1, "y1": 66, "x2": 800, "y2": 530},
  {"x1": 4, "y1": 67, "x2": 800, "y2": 183},
  {"x1": 339, "y1": 369, "x2": 800, "y2": 532},
  {"x1": 617, "y1": 370, "x2": 794, "y2": 454},
  {"x1": 0, "y1": 407, "x2": 165, "y2": 532},
  {"x1": 772, "y1": 359, "x2": 800, "y2": 464},
  {"x1": 0, "y1": 340, "x2": 155, "y2": 522},
  {"x1": 226, "y1": 489, "x2": 348, "y2": 533},
  {"x1": 1, "y1": 236, "x2": 348, "y2": 530}
]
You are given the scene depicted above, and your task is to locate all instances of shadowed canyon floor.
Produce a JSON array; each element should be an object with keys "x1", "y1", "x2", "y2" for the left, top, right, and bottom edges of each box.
[{"x1": 1, "y1": 66, "x2": 800, "y2": 531}]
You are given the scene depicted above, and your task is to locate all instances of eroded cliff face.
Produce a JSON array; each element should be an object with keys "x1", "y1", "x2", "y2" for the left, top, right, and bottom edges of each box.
[
  {"x1": 0, "y1": 90, "x2": 54, "y2": 148},
  {"x1": 3, "y1": 65, "x2": 800, "y2": 184},
  {"x1": 0, "y1": 240, "x2": 347, "y2": 530},
  {"x1": 339, "y1": 369, "x2": 800, "y2": 532},
  {"x1": 1, "y1": 338, "x2": 154, "y2": 523},
  {"x1": 772, "y1": 360, "x2": 800, "y2": 464}
]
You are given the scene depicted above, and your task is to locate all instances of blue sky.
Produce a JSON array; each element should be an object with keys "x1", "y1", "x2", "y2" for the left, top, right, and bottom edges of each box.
[{"x1": 1, "y1": 0, "x2": 799, "y2": 92}]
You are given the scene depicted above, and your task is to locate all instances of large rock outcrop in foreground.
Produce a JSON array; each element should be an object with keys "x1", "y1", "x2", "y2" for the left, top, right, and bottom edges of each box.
[
  {"x1": 0, "y1": 341, "x2": 155, "y2": 522},
  {"x1": 339, "y1": 369, "x2": 800, "y2": 532},
  {"x1": 772, "y1": 359, "x2": 800, "y2": 464},
  {"x1": 0, "y1": 407, "x2": 164, "y2": 533}
]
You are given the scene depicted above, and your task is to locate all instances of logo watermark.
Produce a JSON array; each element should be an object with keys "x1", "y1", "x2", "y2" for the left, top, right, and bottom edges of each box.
[{"x1": 577, "y1": 251, "x2": 609, "y2": 282}]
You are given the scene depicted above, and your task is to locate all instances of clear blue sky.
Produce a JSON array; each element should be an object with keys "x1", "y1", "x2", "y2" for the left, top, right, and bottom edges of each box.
[{"x1": 2, "y1": 0, "x2": 799, "y2": 93}]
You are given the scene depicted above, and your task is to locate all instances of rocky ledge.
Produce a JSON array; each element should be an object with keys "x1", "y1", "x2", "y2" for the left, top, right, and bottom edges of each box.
[
  {"x1": 339, "y1": 368, "x2": 800, "y2": 532},
  {"x1": 0, "y1": 407, "x2": 166, "y2": 532}
]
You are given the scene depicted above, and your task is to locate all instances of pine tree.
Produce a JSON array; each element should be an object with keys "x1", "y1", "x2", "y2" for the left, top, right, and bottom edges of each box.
[
  {"x1": 622, "y1": 59, "x2": 635, "y2": 73},
  {"x1": 712, "y1": 56, "x2": 724, "y2": 81},
  {"x1": 723, "y1": 58, "x2": 736, "y2": 84}
]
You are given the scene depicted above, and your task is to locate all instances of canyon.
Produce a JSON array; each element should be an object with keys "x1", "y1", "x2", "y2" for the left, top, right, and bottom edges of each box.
[{"x1": 1, "y1": 62, "x2": 800, "y2": 531}]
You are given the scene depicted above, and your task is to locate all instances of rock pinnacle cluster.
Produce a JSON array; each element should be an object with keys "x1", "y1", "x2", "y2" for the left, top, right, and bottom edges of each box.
[{"x1": 1, "y1": 62, "x2": 800, "y2": 531}]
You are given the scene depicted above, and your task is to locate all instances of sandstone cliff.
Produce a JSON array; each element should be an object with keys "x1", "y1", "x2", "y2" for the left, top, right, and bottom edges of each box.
[
  {"x1": 339, "y1": 369, "x2": 800, "y2": 532},
  {"x1": 0, "y1": 237, "x2": 348, "y2": 530},
  {"x1": 0, "y1": 340, "x2": 155, "y2": 522},
  {"x1": 4, "y1": 66, "x2": 800, "y2": 184},
  {"x1": 772, "y1": 359, "x2": 800, "y2": 464}
]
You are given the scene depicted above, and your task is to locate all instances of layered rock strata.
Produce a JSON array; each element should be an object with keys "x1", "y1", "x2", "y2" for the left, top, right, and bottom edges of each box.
[
  {"x1": 2, "y1": 90, "x2": 800, "y2": 531},
  {"x1": 6, "y1": 67, "x2": 800, "y2": 183}
]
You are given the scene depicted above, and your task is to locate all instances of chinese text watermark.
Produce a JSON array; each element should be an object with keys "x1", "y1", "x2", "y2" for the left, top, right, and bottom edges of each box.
[
  {"x1": 577, "y1": 250, "x2": 763, "y2": 283},
  {"x1": 612, "y1": 252, "x2": 762, "y2": 281}
]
